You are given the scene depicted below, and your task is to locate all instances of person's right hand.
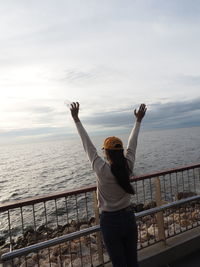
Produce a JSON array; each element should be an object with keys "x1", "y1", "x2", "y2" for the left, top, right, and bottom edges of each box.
[
  {"x1": 70, "y1": 102, "x2": 80, "y2": 122},
  {"x1": 134, "y1": 104, "x2": 147, "y2": 122}
]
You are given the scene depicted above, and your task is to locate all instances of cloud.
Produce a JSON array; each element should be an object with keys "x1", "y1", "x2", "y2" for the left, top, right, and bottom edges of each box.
[
  {"x1": 1, "y1": 0, "x2": 200, "y2": 145},
  {"x1": 0, "y1": 98, "x2": 199, "y2": 144},
  {"x1": 83, "y1": 98, "x2": 200, "y2": 130},
  {"x1": 23, "y1": 106, "x2": 55, "y2": 114},
  {"x1": 174, "y1": 74, "x2": 200, "y2": 87}
]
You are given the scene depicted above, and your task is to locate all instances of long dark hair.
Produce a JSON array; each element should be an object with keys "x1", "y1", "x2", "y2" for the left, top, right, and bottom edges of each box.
[{"x1": 106, "y1": 149, "x2": 135, "y2": 195}]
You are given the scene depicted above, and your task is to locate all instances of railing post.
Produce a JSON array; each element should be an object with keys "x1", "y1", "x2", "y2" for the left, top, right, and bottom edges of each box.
[
  {"x1": 154, "y1": 177, "x2": 166, "y2": 243},
  {"x1": 93, "y1": 191, "x2": 104, "y2": 264}
]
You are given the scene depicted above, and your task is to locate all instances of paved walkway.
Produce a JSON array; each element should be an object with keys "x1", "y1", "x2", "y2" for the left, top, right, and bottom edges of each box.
[{"x1": 164, "y1": 249, "x2": 200, "y2": 267}]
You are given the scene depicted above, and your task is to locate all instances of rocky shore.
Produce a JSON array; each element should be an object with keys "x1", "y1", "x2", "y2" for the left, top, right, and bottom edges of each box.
[{"x1": 0, "y1": 193, "x2": 200, "y2": 267}]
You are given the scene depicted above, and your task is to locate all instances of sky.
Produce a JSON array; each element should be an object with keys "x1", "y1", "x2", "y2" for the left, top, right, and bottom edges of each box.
[{"x1": 0, "y1": 0, "x2": 200, "y2": 144}]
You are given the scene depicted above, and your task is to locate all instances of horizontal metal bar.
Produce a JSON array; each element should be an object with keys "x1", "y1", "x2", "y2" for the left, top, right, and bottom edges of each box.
[
  {"x1": 0, "y1": 185, "x2": 96, "y2": 212},
  {"x1": 136, "y1": 195, "x2": 200, "y2": 218},
  {"x1": 1, "y1": 225, "x2": 100, "y2": 261},
  {"x1": 1, "y1": 163, "x2": 199, "y2": 212},
  {"x1": 2, "y1": 195, "x2": 200, "y2": 262},
  {"x1": 131, "y1": 163, "x2": 200, "y2": 181}
]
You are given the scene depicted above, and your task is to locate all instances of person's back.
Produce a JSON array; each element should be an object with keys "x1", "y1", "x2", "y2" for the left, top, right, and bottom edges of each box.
[{"x1": 69, "y1": 102, "x2": 146, "y2": 267}]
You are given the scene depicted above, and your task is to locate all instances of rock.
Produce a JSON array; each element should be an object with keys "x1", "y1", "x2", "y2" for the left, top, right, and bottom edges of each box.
[
  {"x1": 79, "y1": 243, "x2": 90, "y2": 256},
  {"x1": 62, "y1": 228, "x2": 70, "y2": 235},
  {"x1": 27, "y1": 232, "x2": 38, "y2": 246},
  {"x1": 61, "y1": 243, "x2": 69, "y2": 255},
  {"x1": 165, "y1": 215, "x2": 174, "y2": 225},
  {"x1": 67, "y1": 226, "x2": 77, "y2": 233},
  {"x1": 70, "y1": 220, "x2": 77, "y2": 228},
  {"x1": 89, "y1": 235, "x2": 97, "y2": 244},
  {"x1": 143, "y1": 201, "x2": 156, "y2": 210},
  {"x1": 37, "y1": 225, "x2": 52, "y2": 234},
  {"x1": 164, "y1": 221, "x2": 169, "y2": 229},
  {"x1": 19, "y1": 257, "x2": 36, "y2": 267},
  {"x1": 140, "y1": 231, "x2": 151, "y2": 242},
  {"x1": 0, "y1": 247, "x2": 10, "y2": 263},
  {"x1": 24, "y1": 226, "x2": 35, "y2": 238},
  {"x1": 141, "y1": 215, "x2": 151, "y2": 223},
  {"x1": 0, "y1": 242, "x2": 10, "y2": 250},
  {"x1": 79, "y1": 224, "x2": 89, "y2": 230},
  {"x1": 13, "y1": 257, "x2": 21, "y2": 266},
  {"x1": 180, "y1": 219, "x2": 191, "y2": 227},
  {"x1": 50, "y1": 255, "x2": 58, "y2": 263},
  {"x1": 176, "y1": 191, "x2": 197, "y2": 200},
  {"x1": 173, "y1": 223, "x2": 181, "y2": 233},
  {"x1": 70, "y1": 241, "x2": 79, "y2": 254},
  {"x1": 138, "y1": 223, "x2": 146, "y2": 231},
  {"x1": 67, "y1": 255, "x2": 93, "y2": 267},
  {"x1": 180, "y1": 213, "x2": 190, "y2": 220},
  {"x1": 173, "y1": 214, "x2": 180, "y2": 222},
  {"x1": 90, "y1": 243, "x2": 98, "y2": 252},
  {"x1": 38, "y1": 259, "x2": 57, "y2": 267},
  {"x1": 191, "y1": 211, "x2": 200, "y2": 221},
  {"x1": 31, "y1": 253, "x2": 39, "y2": 263},
  {"x1": 89, "y1": 217, "x2": 95, "y2": 226},
  {"x1": 140, "y1": 216, "x2": 152, "y2": 228},
  {"x1": 52, "y1": 245, "x2": 62, "y2": 257},
  {"x1": 147, "y1": 225, "x2": 158, "y2": 237},
  {"x1": 150, "y1": 216, "x2": 157, "y2": 225},
  {"x1": 135, "y1": 203, "x2": 144, "y2": 212},
  {"x1": 16, "y1": 236, "x2": 26, "y2": 247},
  {"x1": 0, "y1": 236, "x2": 6, "y2": 246},
  {"x1": 83, "y1": 236, "x2": 91, "y2": 246},
  {"x1": 62, "y1": 256, "x2": 71, "y2": 266},
  {"x1": 39, "y1": 248, "x2": 50, "y2": 260}
]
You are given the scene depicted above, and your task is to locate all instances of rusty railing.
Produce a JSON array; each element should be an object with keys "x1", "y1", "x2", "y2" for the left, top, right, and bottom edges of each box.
[{"x1": 0, "y1": 163, "x2": 200, "y2": 266}]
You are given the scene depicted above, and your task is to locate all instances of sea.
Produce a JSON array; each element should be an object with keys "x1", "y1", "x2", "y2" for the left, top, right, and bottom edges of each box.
[{"x1": 0, "y1": 126, "x2": 200, "y2": 205}]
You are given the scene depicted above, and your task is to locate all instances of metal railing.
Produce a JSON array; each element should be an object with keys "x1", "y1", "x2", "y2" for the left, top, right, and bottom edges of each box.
[
  {"x1": 1, "y1": 195, "x2": 200, "y2": 266},
  {"x1": 0, "y1": 163, "x2": 200, "y2": 266}
]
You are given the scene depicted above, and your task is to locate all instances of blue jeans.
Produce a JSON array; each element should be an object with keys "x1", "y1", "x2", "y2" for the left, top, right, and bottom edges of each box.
[{"x1": 100, "y1": 207, "x2": 138, "y2": 267}]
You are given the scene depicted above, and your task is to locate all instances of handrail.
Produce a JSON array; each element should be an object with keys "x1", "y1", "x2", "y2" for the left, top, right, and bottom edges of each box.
[
  {"x1": 0, "y1": 185, "x2": 96, "y2": 212},
  {"x1": 1, "y1": 163, "x2": 199, "y2": 212},
  {"x1": 1, "y1": 225, "x2": 100, "y2": 261},
  {"x1": 2, "y1": 194, "x2": 200, "y2": 262},
  {"x1": 132, "y1": 163, "x2": 200, "y2": 181}
]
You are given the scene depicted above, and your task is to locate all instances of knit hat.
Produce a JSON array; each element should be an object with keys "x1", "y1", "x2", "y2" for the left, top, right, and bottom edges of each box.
[{"x1": 103, "y1": 136, "x2": 123, "y2": 150}]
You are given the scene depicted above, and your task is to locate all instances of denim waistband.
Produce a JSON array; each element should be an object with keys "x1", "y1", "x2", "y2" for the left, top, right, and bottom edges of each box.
[{"x1": 101, "y1": 205, "x2": 133, "y2": 214}]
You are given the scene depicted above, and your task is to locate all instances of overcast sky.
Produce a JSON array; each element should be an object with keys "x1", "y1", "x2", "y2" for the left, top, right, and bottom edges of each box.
[{"x1": 0, "y1": 0, "x2": 200, "y2": 144}]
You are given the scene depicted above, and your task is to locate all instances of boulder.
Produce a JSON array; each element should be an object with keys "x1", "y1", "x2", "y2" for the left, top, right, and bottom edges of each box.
[
  {"x1": 147, "y1": 224, "x2": 158, "y2": 237},
  {"x1": 89, "y1": 217, "x2": 95, "y2": 226},
  {"x1": 0, "y1": 247, "x2": 10, "y2": 263},
  {"x1": 37, "y1": 225, "x2": 52, "y2": 234},
  {"x1": 135, "y1": 203, "x2": 144, "y2": 212},
  {"x1": 79, "y1": 224, "x2": 89, "y2": 230},
  {"x1": 24, "y1": 226, "x2": 35, "y2": 238},
  {"x1": 143, "y1": 201, "x2": 156, "y2": 210},
  {"x1": 0, "y1": 236, "x2": 6, "y2": 246},
  {"x1": 180, "y1": 219, "x2": 191, "y2": 227},
  {"x1": 176, "y1": 191, "x2": 197, "y2": 200},
  {"x1": 19, "y1": 257, "x2": 36, "y2": 267},
  {"x1": 191, "y1": 211, "x2": 200, "y2": 221}
]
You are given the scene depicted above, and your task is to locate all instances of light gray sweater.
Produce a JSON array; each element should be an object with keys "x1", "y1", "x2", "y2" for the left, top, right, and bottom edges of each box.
[{"x1": 75, "y1": 121, "x2": 141, "y2": 212}]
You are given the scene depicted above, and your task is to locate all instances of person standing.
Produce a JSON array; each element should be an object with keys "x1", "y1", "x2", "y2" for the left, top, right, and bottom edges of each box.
[{"x1": 70, "y1": 102, "x2": 147, "y2": 267}]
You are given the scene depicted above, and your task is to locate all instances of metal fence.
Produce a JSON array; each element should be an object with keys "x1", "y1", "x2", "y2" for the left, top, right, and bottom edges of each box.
[
  {"x1": 0, "y1": 163, "x2": 200, "y2": 266},
  {"x1": 1, "y1": 195, "x2": 200, "y2": 266}
]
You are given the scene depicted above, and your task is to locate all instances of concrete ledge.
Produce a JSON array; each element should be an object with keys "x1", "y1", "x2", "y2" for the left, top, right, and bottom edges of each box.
[{"x1": 138, "y1": 226, "x2": 200, "y2": 267}]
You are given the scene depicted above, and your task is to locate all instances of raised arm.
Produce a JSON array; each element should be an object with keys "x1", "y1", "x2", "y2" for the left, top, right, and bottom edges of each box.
[
  {"x1": 70, "y1": 102, "x2": 105, "y2": 173},
  {"x1": 126, "y1": 104, "x2": 147, "y2": 170}
]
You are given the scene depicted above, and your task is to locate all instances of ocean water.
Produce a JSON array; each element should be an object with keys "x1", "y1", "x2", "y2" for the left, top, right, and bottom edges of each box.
[{"x1": 0, "y1": 126, "x2": 200, "y2": 205}]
